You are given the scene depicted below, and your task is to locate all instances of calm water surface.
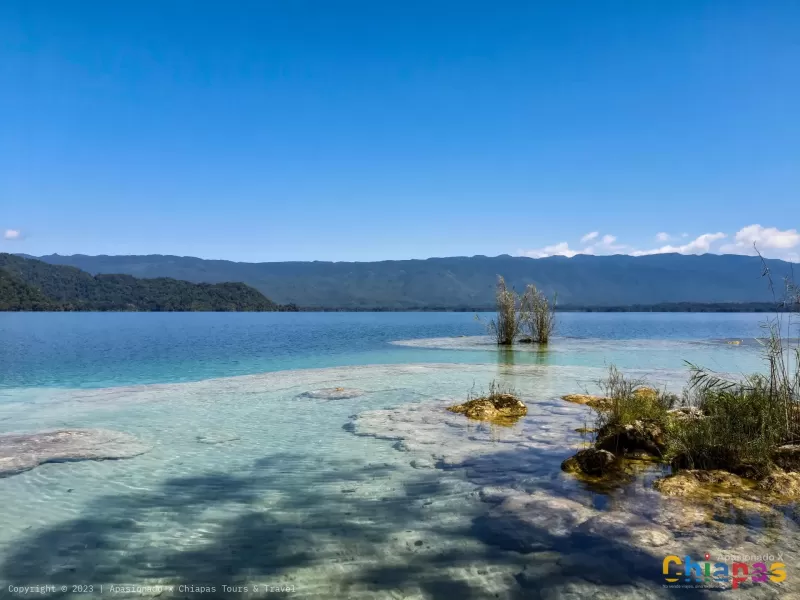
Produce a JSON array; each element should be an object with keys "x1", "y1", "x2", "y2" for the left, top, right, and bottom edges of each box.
[
  {"x1": 0, "y1": 312, "x2": 795, "y2": 599},
  {"x1": 0, "y1": 312, "x2": 770, "y2": 388}
]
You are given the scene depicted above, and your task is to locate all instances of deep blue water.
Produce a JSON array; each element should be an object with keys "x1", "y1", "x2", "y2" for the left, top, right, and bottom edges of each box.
[{"x1": 0, "y1": 312, "x2": 770, "y2": 389}]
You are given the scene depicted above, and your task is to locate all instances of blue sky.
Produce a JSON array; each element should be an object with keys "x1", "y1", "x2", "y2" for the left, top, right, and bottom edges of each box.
[{"x1": 1, "y1": 1, "x2": 798, "y2": 262}]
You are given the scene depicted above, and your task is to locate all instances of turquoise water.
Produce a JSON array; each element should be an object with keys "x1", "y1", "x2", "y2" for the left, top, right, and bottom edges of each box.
[
  {"x1": 0, "y1": 312, "x2": 796, "y2": 599},
  {"x1": 0, "y1": 312, "x2": 770, "y2": 388}
]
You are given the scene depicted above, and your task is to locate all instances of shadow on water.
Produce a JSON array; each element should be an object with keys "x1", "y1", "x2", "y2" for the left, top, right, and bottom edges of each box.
[{"x1": 0, "y1": 444, "x2": 720, "y2": 599}]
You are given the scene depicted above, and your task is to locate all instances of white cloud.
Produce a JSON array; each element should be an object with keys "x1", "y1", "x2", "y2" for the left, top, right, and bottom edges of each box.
[
  {"x1": 3, "y1": 229, "x2": 23, "y2": 241},
  {"x1": 518, "y1": 225, "x2": 799, "y2": 262},
  {"x1": 520, "y1": 233, "x2": 626, "y2": 258},
  {"x1": 719, "y1": 225, "x2": 800, "y2": 256},
  {"x1": 519, "y1": 242, "x2": 579, "y2": 258},
  {"x1": 632, "y1": 232, "x2": 726, "y2": 256}
]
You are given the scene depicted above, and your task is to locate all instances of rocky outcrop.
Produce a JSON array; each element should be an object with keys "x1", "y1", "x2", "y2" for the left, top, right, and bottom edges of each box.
[
  {"x1": 772, "y1": 445, "x2": 800, "y2": 472},
  {"x1": 447, "y1": 393, "x2": 527, "y2": 426},
  {"x1": 0, "y1": 429, "x2": 150, "y2": 478},
  {"x1": 757, "y1": 471, "x2": 800, "y2": 498},
  {"x1": 561, "y1": 448, "x2": 616, "y2": 476},
  {"x1": 653, "y1": 469, "x2": 752, "y2": 497},
  {"x1": 560, "y1": 394, "x2": 612, "y2": 411},
  {"x1": 595, "y1": 420, "x2": 665, "y2": 457},
  {"x1": 667, "y1": 406, "x2": 704, "y2": 422},
  {"x1": 300, "y1": 387, "x2": 365, "y2": 400}
]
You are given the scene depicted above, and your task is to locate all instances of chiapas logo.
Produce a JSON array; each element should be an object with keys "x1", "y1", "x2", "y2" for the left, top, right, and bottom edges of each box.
[{"x1": 663, "y1": 553, "x2": 786, "y2": 589}]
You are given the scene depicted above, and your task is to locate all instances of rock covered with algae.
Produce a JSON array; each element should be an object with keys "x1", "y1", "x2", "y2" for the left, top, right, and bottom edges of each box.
[
  {"x1": 561, "y1": 387, "x2": 659, "y2": 412},
  {"x1": 595, "y1": 419, "x2": 665, "y2": 456},
  {"x1": 0, "y1": 429, "x2": 151, "y2": 478},
  {"x1": 446, "y1": 392, "x2": 527, "y2": 426},
  {"x1": 560, "y1": 394, "x2": 611, "y2": 410},
  {"x1": 653, "y1": 469, "x2": 751, "y2": 497},
  {"x1": 756, "y1": 471, "x2": 800, "y2": 498},
  {"x1": 561, "y1": 448, "x2": 616, "y2": 476},
  {"x1": 773, "y1": 444, "x2": 800, "y2": 472}
]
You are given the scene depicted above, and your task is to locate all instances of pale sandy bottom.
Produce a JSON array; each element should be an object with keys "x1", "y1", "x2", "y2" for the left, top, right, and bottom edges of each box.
[{"x1": 0, "y1": 361, "x2": 796, "y2": 599}]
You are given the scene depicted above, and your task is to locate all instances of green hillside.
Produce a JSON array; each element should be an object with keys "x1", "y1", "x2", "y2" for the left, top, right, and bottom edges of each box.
[
  {"x1": 29, "y1": 252, "x2": 797, "y2": 310},
  {"x1": 0, "y1": 254, "x2": 278, "y2": 312}
]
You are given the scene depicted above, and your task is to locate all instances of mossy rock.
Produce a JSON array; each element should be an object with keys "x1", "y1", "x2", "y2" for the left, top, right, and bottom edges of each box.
[
  {"x1": 632, "y1": 387, "x2": 659, "y2": 402},
  {"x1": 654, "y1": 470, "x2": 753, "y2": 497},
  {"x1": 561, "y1": 394, "x2": 613, "y2": 411},
  {"x1": 596, "y1": 419, "x2": 665, "y2": 457},
  {"x1": 447, "y1": 393, "x2": 527, "y2": 426},
  {"x1": 655, "y1": 468, "x2": 800, "y2": 509},
  {"x1": 560, "y1": 448, "x2": 616, "y2": 476},
  {"x1": 757, "y1": 471, "x2": 800, "y2": 499},
  {"x1": 772, "y1": 445, "x2": 800, "y2": 472}
]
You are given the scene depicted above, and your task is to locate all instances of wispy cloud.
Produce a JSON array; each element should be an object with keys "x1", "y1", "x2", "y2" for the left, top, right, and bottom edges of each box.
[
  {"x1": 520, "y1": 233, "x2": 627, "y2": 258},
  {"x1": 3, "y1": 229, "x2": 23, "y2": 241},
  {"x1": 632, "y1": 232, "x2": 726, "y2": 256},
  {"x1": 517, "y1": 224, "x2": 800, "y2": 261},
  {"x1": 519, "y1": 241, "x2": 579, "y2": 258}
]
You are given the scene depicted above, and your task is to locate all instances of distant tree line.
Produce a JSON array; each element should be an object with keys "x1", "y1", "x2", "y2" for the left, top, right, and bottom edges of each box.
[{"x1": 0, "y1": 254, "x2": 281, "y2": 312}]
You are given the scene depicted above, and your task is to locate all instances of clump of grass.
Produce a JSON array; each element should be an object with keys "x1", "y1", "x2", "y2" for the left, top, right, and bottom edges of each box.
[
  {"x1": 667, "y1": 381, "x2": 788, "y2": 477},
  {"x1": 596, "y1": 366, "x2": 677, "y2": 431},
  {"x1": 670, "y1": 253, "x2": 800, "y2": 477},
  {"x1": 481, "y1": 276, "x2": 521, "y2": 345},
  {"x1": 520, "y1": 284, "x2": 557, "y2": 344}
]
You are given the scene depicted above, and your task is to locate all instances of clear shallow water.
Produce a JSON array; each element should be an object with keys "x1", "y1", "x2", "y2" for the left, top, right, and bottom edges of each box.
[{"x1": 0, "y1": 312, "x2": 796, "y2": 599}]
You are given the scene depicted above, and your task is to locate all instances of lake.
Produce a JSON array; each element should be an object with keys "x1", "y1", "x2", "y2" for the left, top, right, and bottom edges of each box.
[{"x1": 0, "y1": 312, "x2": 796, "y2": 599}]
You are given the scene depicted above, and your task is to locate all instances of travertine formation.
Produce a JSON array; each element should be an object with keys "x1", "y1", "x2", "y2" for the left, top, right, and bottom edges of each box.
[
  {"x1": 299, "y1": 387, "x2": 365, "y2": 400},
  {"x1": 0, "y1": 429, "x2": 150, "y2": 478}
]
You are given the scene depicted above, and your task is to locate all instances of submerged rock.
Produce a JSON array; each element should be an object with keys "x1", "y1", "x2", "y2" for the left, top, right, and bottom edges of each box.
[
  {"x1": 773, "y1": 444, "x2": 800, "y2": 472},
  {"x1": 196, "y1": 433, "x2": 240, "y2": 445},
  {"x1": 299, "y1": 387, "x2": 365, "y2": 400},
  {"x1": 478, "y1": 490, "x2": 594, "y2": 552},
  {"x1": 596, "y1": 419, "x2": 665, "y2": 457},
  {"x1": 447, "y1": 393, "x2": 527, "y2": 426},
  {"x1": 757, "y1": 471, "x2": 800, "y2": 498},
  {"x1": 578, "y1": 513, "x2": 673, "y2": 547},
  {"x1": 0, "y1": 429, "x2": 150, "y2": 478},
  {"x1": 561, "y1": 448, "x2": 616, "y2": 476},
  {"x1": 561, "y1": 394, "x2": 613, "y2": 411},
  {"x1": 653, "y1": 470, "x2": 752, "y2": 497}
]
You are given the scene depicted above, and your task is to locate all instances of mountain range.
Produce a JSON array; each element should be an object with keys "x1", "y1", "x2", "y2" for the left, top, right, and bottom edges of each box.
[{"x1": 20, "y1": 252, "x2": 796, "y2": 310}]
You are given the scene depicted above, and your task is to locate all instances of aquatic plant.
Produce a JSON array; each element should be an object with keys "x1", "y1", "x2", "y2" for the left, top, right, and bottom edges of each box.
[
  {"x1": 481, "y1": 276, "x2": 521, "y2": 345},
  {"x1": 520, "y1": 284, "x2": 557, "y2": 344}
]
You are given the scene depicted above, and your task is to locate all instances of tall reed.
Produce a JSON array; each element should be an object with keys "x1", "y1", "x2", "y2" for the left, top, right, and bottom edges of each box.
[{"x1": 520, "y1": 284, "x2": 557, "y2": 344}]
